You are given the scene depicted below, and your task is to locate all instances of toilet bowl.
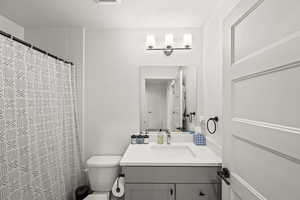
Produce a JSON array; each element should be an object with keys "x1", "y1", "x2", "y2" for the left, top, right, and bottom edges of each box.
[{"x1": 84, "y1": 155, "x2": 122, "y2": 200}]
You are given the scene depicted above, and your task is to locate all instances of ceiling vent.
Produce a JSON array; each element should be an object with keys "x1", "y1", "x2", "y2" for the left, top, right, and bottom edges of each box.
[{"x1": 94, "y1": 0, "x2": 122, "y2": 4}]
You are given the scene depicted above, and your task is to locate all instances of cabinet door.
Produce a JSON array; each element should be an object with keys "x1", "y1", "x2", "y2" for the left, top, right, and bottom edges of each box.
[
  {"x1": 125, "y1": 184, "x2": 174, "y2": 200},
  {"x1": 176, "y1": 184, "x2": 221, "y2": 200}
]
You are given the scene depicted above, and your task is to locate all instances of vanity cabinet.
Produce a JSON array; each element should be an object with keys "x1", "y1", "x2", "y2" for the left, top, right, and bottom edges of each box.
[
  {"x1": 176, "y1": 184, "x2": 221, "y2": 200},
  {"x1": 125, "y1": 183, "x2": 220, "y2": 200},
  {"x1": 123, "y1": 166, "x2": 221, "y2": 200},
  {"x1": 125, "y1": 184, "x2": 175, "y2": 200}
]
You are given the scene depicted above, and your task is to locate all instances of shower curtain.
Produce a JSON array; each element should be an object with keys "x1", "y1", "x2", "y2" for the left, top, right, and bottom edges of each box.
[{"x1": 0, "y1": 35, "x2": 85, "y2": 200}]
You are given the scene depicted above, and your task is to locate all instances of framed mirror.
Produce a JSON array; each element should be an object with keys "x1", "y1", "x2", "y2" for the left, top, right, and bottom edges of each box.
[{"x1": 140, "y1": 66, "x2": 197, "y2": 132}]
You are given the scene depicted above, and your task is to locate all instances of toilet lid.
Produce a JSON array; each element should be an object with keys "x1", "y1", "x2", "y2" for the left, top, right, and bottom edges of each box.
[
  {"x1": 84, "y1": 193, "x2": 109, "y2": 200},
  {"x1": 87, "y1": 155, "x2": 121, "y2": 167}
]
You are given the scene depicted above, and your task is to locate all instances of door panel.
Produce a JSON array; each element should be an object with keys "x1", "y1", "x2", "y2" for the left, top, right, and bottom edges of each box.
[
  {"x1": 125, "y1": 184, "x2": 174, "y2": 200},
  {"x1": 232, "y1": 65, "x2": 300, "y2": 127},
  {"x1": 176, "y1": 184, "x2": 221, "y2": 200},
  {"x1": 230, "y1": 174, "x2": 263, "y2": 200},
  {"x1": 233, "y1": 120, "x2": 300, "y2": 163},
  {"x1": 223, "y1": 0, "x2": 300, "y2": 199},
  {"x1": 231, "y1": 137, "x2": 299, "y2": 200},
  {"x1": 233, "y1": 0, "x2": 300, "y2": 61}
]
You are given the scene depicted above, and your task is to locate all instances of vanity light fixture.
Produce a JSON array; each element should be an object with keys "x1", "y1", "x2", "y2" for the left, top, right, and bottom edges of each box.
[
  {"x1": 146, "y1": 35, "x2": 156, "y2": 49},
  {"x1": 146, "y1": 33, "x2": 192, "y2": 56}
]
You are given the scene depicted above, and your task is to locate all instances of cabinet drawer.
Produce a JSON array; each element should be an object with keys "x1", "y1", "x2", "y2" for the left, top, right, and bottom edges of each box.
[
  {"x1": 123, "y1": 167, "x2": 220, "y2": 184},
  {"x1": 176, "y1": 184, "x2": 221, "y2": 200},
  {"x1": 125, "y1": 184, "x2": 174, "y2": 200}
]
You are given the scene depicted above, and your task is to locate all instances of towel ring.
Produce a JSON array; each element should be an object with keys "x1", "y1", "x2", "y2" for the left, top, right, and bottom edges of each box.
[{"x1": 207, "y1": 116, "x2": 218, "y2": 134}]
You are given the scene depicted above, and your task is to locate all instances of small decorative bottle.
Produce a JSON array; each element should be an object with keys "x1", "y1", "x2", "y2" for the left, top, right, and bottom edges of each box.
[
  {"x1": 131, "y1": 135, "x2": 137, "y2": 144},
  {"x1": 144, "y1": 134, "x2": 149, "y2": 144},
  {"x1": 157, "y1": 130, "x2": 164, "y2": 144},
  {"x1": 136, "y1": 135, "x2": 144, "y2": 144}
]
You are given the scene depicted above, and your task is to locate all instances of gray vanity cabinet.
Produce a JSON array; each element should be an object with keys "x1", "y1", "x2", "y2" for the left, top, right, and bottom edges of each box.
[
  {"x1": 176, "y1": 184, "x2": 221, "y2": 200},
  {"x1": 123, "y1": 166, "x2": 221, "y2": 200},
  {"x1": 125, "y1": 184, "x2": 174, "y2": 200}
]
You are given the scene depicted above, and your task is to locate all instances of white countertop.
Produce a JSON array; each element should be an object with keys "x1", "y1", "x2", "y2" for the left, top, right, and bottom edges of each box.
[{"x1": 120, "y1": 142, "x2": 222, "y2": 167}]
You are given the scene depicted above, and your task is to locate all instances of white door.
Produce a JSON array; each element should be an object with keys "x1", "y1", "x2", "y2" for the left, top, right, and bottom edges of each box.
[
  {"x1": 146, "y1": 81, "x2": 167, "y2": 129},
  {"x1": 223, "y1": 0, "x2": 300, "y2": 200}
]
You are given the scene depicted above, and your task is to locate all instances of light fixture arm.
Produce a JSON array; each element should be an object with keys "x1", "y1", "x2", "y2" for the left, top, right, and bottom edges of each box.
[
  {"x1": 164, "y1": 48, "x2": 173, "y2": 56},
  {"x1": 147, "y1": 47, "x2": 192, "y2": 56}
]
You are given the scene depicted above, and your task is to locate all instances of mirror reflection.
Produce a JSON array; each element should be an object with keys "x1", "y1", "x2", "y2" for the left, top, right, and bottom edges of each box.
[{"x1": 140, "y1": 66, "x2": 197, "y2": 132}]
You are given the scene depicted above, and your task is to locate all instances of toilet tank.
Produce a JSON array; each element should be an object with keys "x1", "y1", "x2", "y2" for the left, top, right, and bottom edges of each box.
[{"x1": 87, "y1": 156, "x2": 121, "y2": 192}]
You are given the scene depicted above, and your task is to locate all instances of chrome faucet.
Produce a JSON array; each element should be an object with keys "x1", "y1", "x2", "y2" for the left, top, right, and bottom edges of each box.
[{"x1": 166, "y1": 130, "x2": 171, "y2": 145}]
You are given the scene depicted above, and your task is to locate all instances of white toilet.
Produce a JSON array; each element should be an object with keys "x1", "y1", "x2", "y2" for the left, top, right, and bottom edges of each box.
[{"x1": 85, "y1": 155, "x2": 122, "y2": 200}]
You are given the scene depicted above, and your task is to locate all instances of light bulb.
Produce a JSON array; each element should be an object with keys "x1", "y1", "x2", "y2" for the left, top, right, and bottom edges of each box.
[
  {"x1": 146, "y1": 35, "x2": 155, "y2": 49},
  {"x1": 183, "y1": 33, "x2": 192, "y2": 48},
  {"x1": 165, "y1": 34, "x2": 174, "y2": 48}
]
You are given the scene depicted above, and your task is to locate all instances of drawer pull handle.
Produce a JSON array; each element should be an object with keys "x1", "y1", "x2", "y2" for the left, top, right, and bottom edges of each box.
[
  {"x1": 199, "y1": 191, "x2": 205, "y2": 196},
  {"x1": 170, "y1": 188, "x2": 173, "y2": 196}
]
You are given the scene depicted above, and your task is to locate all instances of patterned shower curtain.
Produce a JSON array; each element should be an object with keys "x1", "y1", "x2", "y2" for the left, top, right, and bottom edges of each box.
[{"x1": 0, "y1": 35, "x2": 85, "y2": 200}]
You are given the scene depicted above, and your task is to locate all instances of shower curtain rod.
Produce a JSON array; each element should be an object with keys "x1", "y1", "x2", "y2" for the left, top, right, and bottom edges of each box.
[{"x1": 0, "y1": 29, "x2": 74, "y2": 65}]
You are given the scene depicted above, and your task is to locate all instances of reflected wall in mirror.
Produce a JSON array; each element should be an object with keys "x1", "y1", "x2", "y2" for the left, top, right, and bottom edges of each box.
[{"x1": 140, "y1": 66, "x2": 197, "y2": 132}]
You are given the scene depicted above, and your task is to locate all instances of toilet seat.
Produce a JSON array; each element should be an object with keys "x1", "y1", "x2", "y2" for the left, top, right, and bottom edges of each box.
[{"x1": 84, "y1": 192, "x2": 109, "y2": 200}]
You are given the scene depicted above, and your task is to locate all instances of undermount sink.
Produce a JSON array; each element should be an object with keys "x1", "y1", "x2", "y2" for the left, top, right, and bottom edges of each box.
[{"x1": 150, "y1": 144, "x2": 196, "y2": 159}]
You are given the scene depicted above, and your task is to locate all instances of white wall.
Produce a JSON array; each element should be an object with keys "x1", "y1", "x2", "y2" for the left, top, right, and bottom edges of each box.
[
  {"x1": 85, "y1": 28, "x2": 203, "y2": 160},
  {"x1": 25, "y1": 28, "x2": 85, "y2": 62},
  {"x1": 25, "y1": 28, "x2": 86, "y2": 158},
  {"x1": 183, "y1": 66, "x2": 197, "y2": 131},
  {"x1": 200, "y1": 0, "x2": 240, "y2": 151},
  {"x1": 0, "y1": 14, "x2": 24, "y2": 39}
]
